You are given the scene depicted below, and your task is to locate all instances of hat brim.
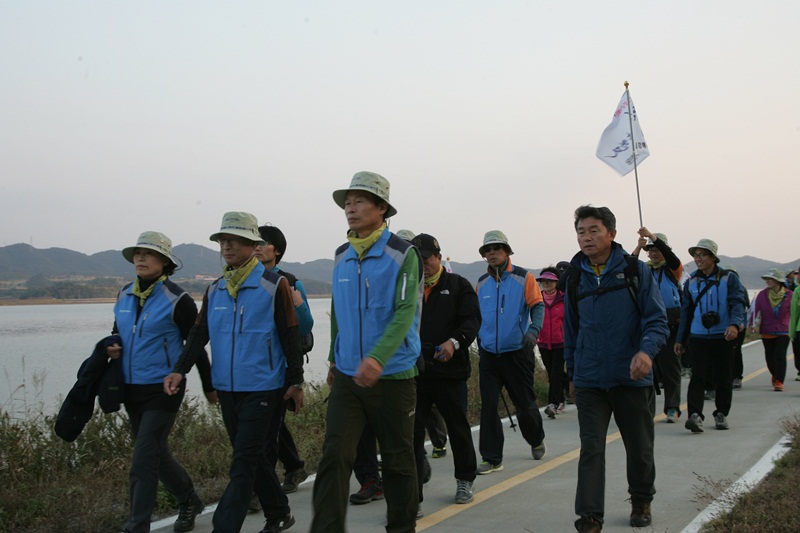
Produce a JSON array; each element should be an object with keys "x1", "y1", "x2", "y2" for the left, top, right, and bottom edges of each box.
[
  {"x1": 332, "y1": 188, "x2": 397, "y2": 218},
  {"x1": 121, "y1": 245, "x2": 179, "y2": 268},
  {"x1": 761, "y1": 275, "x2": 785, "y2": 283},
  {"x1": 688, "y1": 247, "x2": 719, "y2": 263},
  {"x1": 209, "y1": 231, "x2": 264, "y2": 244},
  {"x1": 479, "y1": 243, "x2": 514, "y2": 256}
]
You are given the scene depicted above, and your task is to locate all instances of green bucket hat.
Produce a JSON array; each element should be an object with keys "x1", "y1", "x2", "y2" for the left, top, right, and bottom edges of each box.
[
  {"x1": 688, "y1": 238, "x2": 719, "y2": 262},
  {"x1": 332, "y1": 171, "x2": 397, "y2": 218},
  {"x1": 395, "y1": 229, "x2": 416, "y2": 242},
  {"x1": 479, "y1": 230, "x2": 513, "y2": 256},
  {"x1": 761, "y1": 268, "x2": 786, "y2": 284},
  {"x1": 209, "y1": 211, "x2": 264, "y2": 243},
  {"x1": 122, "y1": 231, "x2": 181, "y2": 269}
]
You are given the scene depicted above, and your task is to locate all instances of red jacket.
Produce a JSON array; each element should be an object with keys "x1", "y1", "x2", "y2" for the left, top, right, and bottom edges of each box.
[{"x1": 537, "y1": 290, "x2": 564, "y2": 350}]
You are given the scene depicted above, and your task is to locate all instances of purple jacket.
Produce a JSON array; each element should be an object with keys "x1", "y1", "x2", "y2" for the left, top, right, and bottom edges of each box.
[{"x1": 753, "y1": 288, "x2": 793, "y2": 335}]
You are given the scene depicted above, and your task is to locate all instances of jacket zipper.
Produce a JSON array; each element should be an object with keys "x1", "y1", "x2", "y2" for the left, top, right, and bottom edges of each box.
[
  {"x1": 358, "y1": 262, "x2": 364, "y2": 359},
  {"x1": 495, "y1": 279, "x2": 500, "y2": 354},
  {"x1": 268, "y1": 337, "x2": 274, "y2": 370},
  {"x1": 230, "y1": 299, "x2": 237, "y2": 390}
]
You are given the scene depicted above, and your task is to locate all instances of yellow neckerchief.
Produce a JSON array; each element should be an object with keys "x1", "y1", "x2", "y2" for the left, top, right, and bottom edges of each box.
[
  {"x1": 223, "y1": 255, "x2": 259, "y2": 299},
  {"x1": 425, "y1": 265, "x2": 443, "y2": 288},
  {"x1": 131, "y1": 274, "x2": 167, "y2": 307},
  {"x1": 347, "y1": 223, "x2": 386, "y2": 259},
  {"x1": 647, "y1": 260, "x2": 666, "y2": 270},
  {"x1": 768, "y1": 286, "x2": 787, "y2": 308},
  {"x1": 590, "y1": 263, "x2": 606, "y2": 276}
]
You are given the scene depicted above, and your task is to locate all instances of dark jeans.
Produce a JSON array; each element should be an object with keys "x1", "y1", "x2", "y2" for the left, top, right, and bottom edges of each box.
[
  {"x1": 125, "y1": 409, "x2": 194, "y2": 533},
  {"x1": 687, "y1": 337, "x2": 734, "y2": 419},
  {"x1": 214, "y1": 390, "x2": 288, "y2": 533},
  {"x1": 539, "y1": 347, "x2": 565, "y2": 406},
  {"x1": 574, "y1": 386, "x2": 656, "y2": 523},
  {"x1": 653, "y1": 327, "x2": 681, "y2": 415},
  {"x1": 478, "y1": 348, "x2": 544, "y2": 464},
  {"x1": 414, "y1": 378, "x2": 476, "y2": 502},
  {"x1": 762, "y1": 336, "x2": 789, "y2": 383},
  {"x1": 311, "y1": 369, "x2": 417, "y2": 533}
]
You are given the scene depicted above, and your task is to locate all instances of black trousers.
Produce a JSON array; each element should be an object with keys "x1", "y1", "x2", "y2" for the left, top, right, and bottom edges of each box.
[
  {"x1": 478, "y1": 348, "x2": 544, "y2": 464},
  {"x1": 730, "y1": 328, "x2": 747, "y2": 380},
  {"x1": 539, "y1": 347, "x2": 565, "y2": 406},
  {"x1": 762, "y1": 336, "x2": 789, "y2": 384},
  {"x1": 652, "y1": 327, "x2": 681, "y2": 415},
  {"x1": 264, "y1": 386, "x2": 305, "y2": 473},
  {"x1": 414, "y1": 378, "x2": 477, "y2": 502},
  {"x1": 125, "y1": 408, "x2": 195, "y2": 533},
  {"x1": 353, "y1": 423, "x2": 380, "y2": 485},
  {"x1": 687, "y1": 337, "x2": 733, "y2": 419},
  {"x1": 214, "y1": 390, "x2": 289, "y2": 533},
  {"x1": 574, "y1": 386, "x2": 656, "y2": 523}
]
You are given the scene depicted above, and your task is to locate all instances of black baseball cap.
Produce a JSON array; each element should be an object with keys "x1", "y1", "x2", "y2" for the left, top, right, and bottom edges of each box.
[{"x1": 413, "y1": 233, "x2": 441, "y2": 259}]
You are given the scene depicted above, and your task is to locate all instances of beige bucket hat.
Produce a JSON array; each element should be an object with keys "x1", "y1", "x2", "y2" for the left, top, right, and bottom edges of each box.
[
  {"x1": 479, "y1": 230, "x2": 514, "y2": 256},
  {"x1": 643, "y1": 232, "x2": 669, "y2": 250},
  {"x1": 122, "y1": 231, "x2": 181, "y2": 268},
  {"x1": 688, "y1": 238, "x2": 719, "y2": 263},
  {"x1": 761, "y1": 268, "x2": 786, "y2": 284},
  {"x1": 209, "y1": 211, "x2": 264, "y2": 243},
  {"x1": 332, "y1": 171, "x2": 397, "y2": 218}
]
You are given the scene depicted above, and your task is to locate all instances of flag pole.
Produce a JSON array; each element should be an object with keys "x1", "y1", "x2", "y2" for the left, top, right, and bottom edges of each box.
[{"x1": 624, "y1": 81, "x2": 644, "y2": 227}]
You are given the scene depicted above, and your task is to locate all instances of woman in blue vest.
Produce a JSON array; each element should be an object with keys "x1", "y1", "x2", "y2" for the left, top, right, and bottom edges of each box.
[{"x1": 107, "y1": 231, "x2": 212, "y2": 533}]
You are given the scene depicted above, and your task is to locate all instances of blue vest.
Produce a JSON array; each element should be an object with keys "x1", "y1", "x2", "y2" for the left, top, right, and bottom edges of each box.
[
  {"x1": 687, "y1": 271, "x2": 732, "y2": 337},
  {"x1": 114, "y1": 280, "x2": 185, "y2": 385},
  {"x1": 477, "y1": 264, "x2": 530, "y2": 354},
  {"x1": 331, "y1": 231, "x2": 422, "y2": 377},
  {"x1": 207, "y1": 263, "x2": 288, "y2": 392},
  {"x1": 653, "y1": 268, "x2": 681, "y2": 310}
]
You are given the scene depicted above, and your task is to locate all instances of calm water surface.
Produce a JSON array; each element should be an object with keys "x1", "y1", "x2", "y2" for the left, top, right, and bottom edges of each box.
[{"x1": 0, "y1": 299, "x2": 332, "y2": 415}]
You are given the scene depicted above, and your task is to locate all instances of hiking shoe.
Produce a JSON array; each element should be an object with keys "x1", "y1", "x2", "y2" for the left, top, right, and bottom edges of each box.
[
  {"x1": 423, "y1": 456, "x2": 432, "y2": 484},
  {"x1": 575, "y1": 515, "x2": 603, "y2": 532},
  {"x1": 259, "y1": 513, "x2": 295, "y2": 533},
  {"x1": 666, "y1": 409, "x2": 678, "y2": 423},
  {"x1": 556, "y1": 402, "x2": 566, "y2": 414},
  {"x1": 282, "y1": 468, "x2": 308, "y2": 494},
  {"x1": 795, "y1": 374, "x2": 800, "y2": 382},
  {"x1": 544, "y1": 403, "x2": 557, "y2": 419},
  {"x1": 454, "y1": 479, "x2": 475, "y2": 504},
  {"x1": 630, "y1": 497, "x2": 652, "y2": 527},
  {"x1": 173, "y1": 492, "x2": 204, "y2": 532},
  {"x1": 732, "y1": 378, "x2": 743, "y2": 389},
  {"x1": 532, "y1": 441, "x2": 546, "y2": 460},
  {"x1": 416, "y1": 503, "x2": 424, "y2": 519},
  {"x1": 714, "y1": 412, "x2": 729, "y2": 430},
  {"x1": 774, "y1": 380, "x2": 784, "y2": 392},
  {"x1": 248, "y1": 493, "x2": 262, "y2": 513},
  {"x1": 432, "y1": 446, "x2": 447, "y2": 458},
  {"x1": 704, "y1": 389, "x2": 715, "y2": 400},
  {"x1": 685, "y1": 413, "x2": 704, "y2": 433},
  {"x1": 476, "y1": 461, "x2": 503, "y2": 475},
  {"x1": 349, "y1": 478, "x2": 384, "y2": 504}
]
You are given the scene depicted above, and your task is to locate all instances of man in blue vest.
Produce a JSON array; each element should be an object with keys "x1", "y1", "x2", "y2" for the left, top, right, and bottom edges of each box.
[
  {"x1": 475, "y1": 230, "x2": 546, "y2": 475},
  {"x1": 165, "y1": 211, "x2": 304, "y2": 533}
]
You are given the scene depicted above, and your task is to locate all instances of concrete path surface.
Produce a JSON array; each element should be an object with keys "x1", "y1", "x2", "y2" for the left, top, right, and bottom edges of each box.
[{"x1": 154, "y1": 340, "x2": 798, "y2": 532}]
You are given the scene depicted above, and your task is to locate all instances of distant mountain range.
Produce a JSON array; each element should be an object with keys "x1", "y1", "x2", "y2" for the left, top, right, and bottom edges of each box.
[{"x1": 1, "y1": 243, "x2": 798, "y2": 291}]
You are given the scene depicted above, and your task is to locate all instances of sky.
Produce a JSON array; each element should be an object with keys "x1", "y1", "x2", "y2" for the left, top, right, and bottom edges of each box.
[{"x1": 2, "y1": 1, "x2": 799, "y2": 270}]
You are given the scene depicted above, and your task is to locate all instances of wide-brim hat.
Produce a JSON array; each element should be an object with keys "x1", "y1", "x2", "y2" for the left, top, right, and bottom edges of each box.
[
  {"x1": 643, "y1": 232, "x2": 669, "y2": 251},
  {"x1": 395, "y1": 229, "x2": 416, "y2": 242},
  {"x1": 122, "y1": 231, "x2": 181, "y2": 269},
  {"x1": 761, "y1": 268, "x2": 786, "y2": 284},
  {"x1": 332, "y1": 171, "x2": 397, "y2": 218},
  {"x1": 688, "y1": 238, "x2": 719, "y2": 263},
  {"x1": 479, "y1": 230, "x2": 513, "y2": 256},
  {"x1": 209, "y1": 211, "x2": 264, "y2": 243}
]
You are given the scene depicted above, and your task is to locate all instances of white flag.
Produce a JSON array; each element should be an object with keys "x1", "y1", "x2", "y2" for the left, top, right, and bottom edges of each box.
[{"x1": 596, "y1": 92, "x2": 650, "y2": 176}]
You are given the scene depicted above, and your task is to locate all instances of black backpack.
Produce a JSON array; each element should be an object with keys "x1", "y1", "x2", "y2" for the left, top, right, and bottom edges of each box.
[
  {"x1": 566, "y1": 254, "x2": 641, "y2": 318},
  {"x1": 277, "y1": 269, "x2": 315, "y2": 355}
]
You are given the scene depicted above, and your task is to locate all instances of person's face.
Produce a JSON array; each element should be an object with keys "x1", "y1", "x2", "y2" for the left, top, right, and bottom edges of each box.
[
  {"x1": 132, "y1": 248, "x2": 168, "y2": 280},
  {"x1": 576, "y1": 216, "x2": 616, "y2": 264},
  {"x1": 646, "y1": 247, "x2": 665, "y2": 263},
  {"x1": 422, "y1": 253, "x2": 442, "y2": 278},
  {"x1": 218, "y1": 234, "x2": 256, "y2": 268},
  {"x1": 254, "y1": 242, "x2": 278, "y2": 267},
  {"x1": 483, "y1": 244, "x2": 509, "y2": 269},
  {"x1": 765, "y1": 278, "x2": 781, "y2": 291},
  {"x1": 692, "y1": 249, "x2": 716, "y2": 273},
  {"x1": 539, "y1": 279, "x2": 556, "y2": 293},
  {"x1": 344, "y1": 191, "x2": 387, "y2": 237}
]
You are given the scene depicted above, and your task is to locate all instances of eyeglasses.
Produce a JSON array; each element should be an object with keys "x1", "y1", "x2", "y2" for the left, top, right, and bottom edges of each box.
[
  {"x1": 693, "y1": 252, "x2": 711, "y2": 259},
  {"x1": 218, "y1": 237, "x2": 250, "y2": 246},
  {"x1": 483, "y1": 244, "x2": 504, "y2": 253}
]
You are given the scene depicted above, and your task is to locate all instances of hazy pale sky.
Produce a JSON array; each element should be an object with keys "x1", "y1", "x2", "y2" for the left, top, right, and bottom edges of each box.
[{"x1": 2, "y1": 1, "x2": 798, "y2": 269}]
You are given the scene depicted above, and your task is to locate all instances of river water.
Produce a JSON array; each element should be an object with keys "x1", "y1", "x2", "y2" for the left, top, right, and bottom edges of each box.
[{"x1": 0, "y1": 298, "x2": 332, "y2": 417}]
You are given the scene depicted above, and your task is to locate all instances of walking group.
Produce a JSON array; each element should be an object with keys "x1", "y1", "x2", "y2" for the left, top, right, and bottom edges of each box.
[{"x1": 75, "y1": 170, "x2": 799, "y2": 533}]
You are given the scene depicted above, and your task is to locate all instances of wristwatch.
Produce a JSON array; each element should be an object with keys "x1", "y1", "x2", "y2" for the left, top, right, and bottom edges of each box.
[{"x1": 449, "y1": 338, "x2": 460, "y2": 351}]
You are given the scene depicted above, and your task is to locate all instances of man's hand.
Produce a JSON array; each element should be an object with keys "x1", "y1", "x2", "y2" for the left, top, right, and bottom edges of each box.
[
  {"x1": 630, "y1": 351, "x2": 653, "y2": 381},
  {"x1": 434, "y1": 340, "x2": 456, "y2": 362},
  {"x1": 290, "y1": 287, "x2": 304, "y2": 308},
  {"x1": 724, "y1": 325, "x2": 739, "y2": 342},
  {"x1": 164, "y1": 373, "x2": 183, "y2": 396},
  {"x1": 204, "y1": 390, "x2": 219, "y2": 404},
  {"x1": 106, "y1": 343, "x2": 122, "y2": 360},
  {"x1": 327, "y1": 363, "x2": 335, "y2": 388},
  {"x1": 638, "y1": 227, "x2": 656, "y2": 242},
  {"x1": 569, "y1": 381, "x2": 576, "y2": 405},
  {"x1": 674, "y1": 343, "x2": 685, "y2": 356},
  {"x1": 354, "y1": 357, "x2": 383, "y2": 388},
  {"x1": 284, "y1": 386, "x2": 305, "y2": 414}
]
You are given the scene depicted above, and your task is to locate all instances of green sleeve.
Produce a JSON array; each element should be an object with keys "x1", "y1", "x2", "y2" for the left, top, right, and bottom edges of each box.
[
  {"x1": 365, "y1": 250, "x2": 421, "y2": 371},
  {"x1": 790, "y1": 289, "x2": 800, "y2": 339}
]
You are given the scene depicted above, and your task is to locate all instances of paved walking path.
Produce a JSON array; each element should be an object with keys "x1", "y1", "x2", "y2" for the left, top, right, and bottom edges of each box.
[{"x1": 155, "y1": 341, "x2": 798, "y2": 532}]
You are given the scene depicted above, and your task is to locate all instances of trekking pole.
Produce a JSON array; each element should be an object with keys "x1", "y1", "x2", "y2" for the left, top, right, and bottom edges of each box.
[{"x1": 500, "y1": 389, "x2": 517, "y2": 432}]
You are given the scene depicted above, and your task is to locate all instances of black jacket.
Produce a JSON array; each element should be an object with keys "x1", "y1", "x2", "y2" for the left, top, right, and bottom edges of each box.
[{"x1": 418, "y1": 270, "x2": 481, "y2": 381}]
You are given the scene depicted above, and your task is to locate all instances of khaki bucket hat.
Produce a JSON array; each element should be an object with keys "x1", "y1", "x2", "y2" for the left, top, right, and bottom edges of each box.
[
  {"x1": 479, "y1": 230, "x2": 514, "y2": 256},
  {"x1": 332, "y1": 171, "x2": 397, "y2": 218},
  {"x1": 209, "y1": 211, "x2": 264, "y2": 243},
  {"x1": 395, "y1": 229, "x2": 416, "y2": 242},
  {"x1": 761, "y1": 268, "x2": 786, "y2": 284},
  {"x1": 688, "y1": 238, "x2": 719, "y2": 263},
  {"x1": 122, "y1": 231, "x2": 181, "y2": 268}
]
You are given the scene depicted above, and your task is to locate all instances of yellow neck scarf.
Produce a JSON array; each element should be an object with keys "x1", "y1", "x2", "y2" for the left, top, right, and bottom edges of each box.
[
  {"x1": 647, "y1": 260, "x2": 666, "y2": 270},
  {"x1": 425, "y1": 266, "x2": 443, "y2": 288},
  {"x1": 769, "y1": 286, "x2": 786, "y2": 308},
  {"x1": 347, "y1": 223, "x2": 386, "y2": 259},
  {"x1": 223, "y1": 255, "x2": 259, "y2": 299},
  {"x1": 131, "y1": 274, "x2": 167, "y2": 307}
]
